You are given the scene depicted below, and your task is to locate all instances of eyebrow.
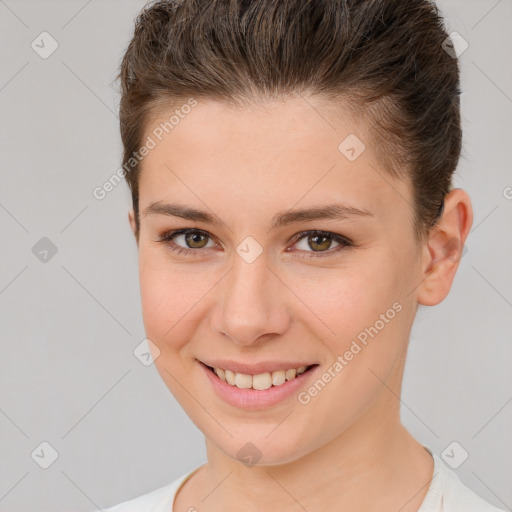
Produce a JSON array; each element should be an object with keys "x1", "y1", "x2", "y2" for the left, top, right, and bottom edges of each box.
[{"x1": 142, "y1": 201, "x2": 374, "y2": 230}]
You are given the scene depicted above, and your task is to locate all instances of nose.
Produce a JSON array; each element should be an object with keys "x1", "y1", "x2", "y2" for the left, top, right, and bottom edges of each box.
[{"x1": 211, "y1": 255, "x2": 293, "y2": 347}]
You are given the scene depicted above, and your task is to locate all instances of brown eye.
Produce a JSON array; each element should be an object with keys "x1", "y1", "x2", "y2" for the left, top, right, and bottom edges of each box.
[
  {"x1": 306, "y1": 233, "x2": 334, "y2": 251},
  {"x1": 158, "y1": 228, "x2": 216, "y2": 255},
  {"x1": 183, "y1": 231, "x2": 210, "y2": 249},
  {"x1": 291, "y1": 230, "x2": 353, "y2": 258}
]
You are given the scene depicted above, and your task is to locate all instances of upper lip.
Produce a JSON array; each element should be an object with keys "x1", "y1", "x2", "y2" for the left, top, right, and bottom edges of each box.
[{"x1": 198, "y1": 359, "x2": 318, "y2": 375}]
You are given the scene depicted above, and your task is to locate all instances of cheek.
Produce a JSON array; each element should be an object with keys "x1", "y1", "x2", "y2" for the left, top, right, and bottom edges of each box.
[
  {"x1": 139, "y1": 251, "x2": 193, "y2": 345},
  {"x1": 296, "y1": 256, "x2": 402, "y2": 335},
  {"x1": 294, "y1": 253, "x2": 410, "y2": 378},
  {"x1": 294, "y1": 267, "x2": 409, "y2": 427},
  {"x1": 138, "y1": 248, "x2": 221, "y2": 354}
]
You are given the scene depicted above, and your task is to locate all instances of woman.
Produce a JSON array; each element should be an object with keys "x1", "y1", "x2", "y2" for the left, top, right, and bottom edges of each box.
[{"x1": 104, "y1": 0, "x2": 505, "y2": 510}]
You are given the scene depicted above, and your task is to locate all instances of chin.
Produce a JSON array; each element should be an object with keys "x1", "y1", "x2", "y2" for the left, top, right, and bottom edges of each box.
[{"x1": 214, "y1": 434, "x2": 310, "y2": 468}]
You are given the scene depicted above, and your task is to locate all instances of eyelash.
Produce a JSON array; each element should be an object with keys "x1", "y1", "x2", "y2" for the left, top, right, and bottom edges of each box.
[{"x1": 157, "y1": 228, "x2": 353, "y2": 259}]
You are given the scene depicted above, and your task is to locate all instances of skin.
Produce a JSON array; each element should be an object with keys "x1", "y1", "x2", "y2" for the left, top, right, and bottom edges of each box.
[{"x1": 128, "y1": 95, "x2": 472, "y2": 512}]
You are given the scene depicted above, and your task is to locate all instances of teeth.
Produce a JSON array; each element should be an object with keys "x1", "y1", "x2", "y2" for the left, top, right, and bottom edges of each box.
[
  {"x1": 224, "y1": 369, "x2": 236, "y2": 386},
  {"x1": 285, "y1": 368, "x2": 296, "y2": 380},
  {"x1": 214, "y1": 367, "x2": 225, "y2": 381},
  {"x1": 252, "y1": 372, "x2": 272, "y2": 390},
  {"x1": 271, "y1": 370, "x2": 286, "y2": 386},
  {"x1": 211, "y1": 365, "x2": 311, "y2": 390},
  {"x1": 234, "y1": 372, "x2": 252, "y2": 389}
]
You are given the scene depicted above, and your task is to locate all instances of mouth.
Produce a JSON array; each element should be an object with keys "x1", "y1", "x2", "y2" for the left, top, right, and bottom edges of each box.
[{"x1": 200, "y1": 361, "x2": 319, "y2": 391}]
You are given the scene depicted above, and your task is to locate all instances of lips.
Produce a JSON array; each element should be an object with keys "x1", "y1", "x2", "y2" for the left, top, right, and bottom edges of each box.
[{"x1": 198, "y1": 358, "x2": 321, "y2": 409}]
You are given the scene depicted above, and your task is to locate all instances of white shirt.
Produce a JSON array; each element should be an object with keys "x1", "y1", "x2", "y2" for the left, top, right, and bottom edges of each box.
[{"x1": 101, "y1": 447, "x2": 506, "y2": 512}]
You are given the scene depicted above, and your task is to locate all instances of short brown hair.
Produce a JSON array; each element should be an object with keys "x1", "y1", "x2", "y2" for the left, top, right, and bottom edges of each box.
[{"x1": 117, "y1": 0, "x2": 462, "y2": 242}]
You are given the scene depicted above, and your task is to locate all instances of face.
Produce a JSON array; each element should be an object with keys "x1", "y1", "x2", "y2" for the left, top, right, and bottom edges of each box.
[{"x1": 131, "y1": 96, "x2": 426, "y2": 465}]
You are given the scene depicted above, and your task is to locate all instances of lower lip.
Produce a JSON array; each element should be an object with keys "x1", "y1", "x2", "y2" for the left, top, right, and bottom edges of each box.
[{"x1": 198, "y1": 361, "x2": 319, "y2": 410}]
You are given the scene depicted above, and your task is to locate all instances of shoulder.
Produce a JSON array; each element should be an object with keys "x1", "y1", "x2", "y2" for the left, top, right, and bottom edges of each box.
[
  {"x1": 100, "y1": 469, "x2": 197, "y2": 512},
  {"x1": 422, "y1": 452, "x2": 507, "y2": 512},
  {"x1": 439, "y1": 462, "x2": 506, "y2": 512}
]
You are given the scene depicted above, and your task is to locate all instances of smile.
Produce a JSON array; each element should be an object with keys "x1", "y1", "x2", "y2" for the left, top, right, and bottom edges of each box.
[
  {"x1": 206, "y1": 364, "x2": 317, "y2": 390},
  {"x1": 197, "y1": 359, "x2": 320, "y2": 409}
]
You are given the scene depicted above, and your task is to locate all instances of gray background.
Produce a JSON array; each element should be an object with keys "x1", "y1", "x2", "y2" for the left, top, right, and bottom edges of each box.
[{"x1": 0, "y1": 0, "x2": 511, "y2": 510}]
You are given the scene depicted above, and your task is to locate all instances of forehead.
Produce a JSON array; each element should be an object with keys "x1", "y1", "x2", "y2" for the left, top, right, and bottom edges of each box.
[{"x1": 138, "y1": 96, "x2": 411, "y2": 222}]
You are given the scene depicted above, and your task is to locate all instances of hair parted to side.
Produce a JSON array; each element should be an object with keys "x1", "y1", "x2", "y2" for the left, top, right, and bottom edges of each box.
[{"x1": 116, "y1": 0, "x2": 463, "y2": 243}]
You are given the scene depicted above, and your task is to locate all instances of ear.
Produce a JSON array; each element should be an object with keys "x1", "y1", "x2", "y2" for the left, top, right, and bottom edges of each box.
[
  {"x1": 416, "y1": 188, "x2": 473, "y2": 306},
  {"x1": 128, "y1": 208, "x2": 139, "y2": 247}
]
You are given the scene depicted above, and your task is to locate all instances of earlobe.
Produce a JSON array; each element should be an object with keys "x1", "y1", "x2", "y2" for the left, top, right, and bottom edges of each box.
[{"x1": 416, "y1": 188, "x2": 473, "y2": 306}]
